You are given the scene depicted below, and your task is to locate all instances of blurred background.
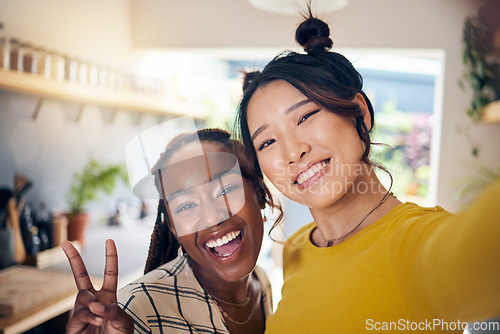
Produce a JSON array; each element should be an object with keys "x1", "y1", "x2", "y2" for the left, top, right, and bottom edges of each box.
[{"x1": 0, "y1": 0, "x2": 499, "y2": 333}]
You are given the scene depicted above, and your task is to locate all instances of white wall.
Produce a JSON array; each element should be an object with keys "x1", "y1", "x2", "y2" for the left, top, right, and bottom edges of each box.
[
  {"x1": 0, "y1": 91, "x2": 172, "y2": 217},
  {"x1": 0, "y1": 0, "x2": 134, "y2": 68},
  {"x1": 130, "y1": 0, "x2": 297, "y2": 49},
  {"x1": 0, "y1": 0, "x2": 160, "y2": 217}
]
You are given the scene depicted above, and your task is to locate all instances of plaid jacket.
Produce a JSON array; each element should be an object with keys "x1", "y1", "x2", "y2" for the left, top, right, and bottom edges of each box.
[{"x1": 117, "y1": 256, "x2": 273, "y2": 333}]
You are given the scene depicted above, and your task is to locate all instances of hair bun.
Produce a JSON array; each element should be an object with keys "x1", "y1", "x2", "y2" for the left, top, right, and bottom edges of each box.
[
  {"x1": 295, "y1": 15, "x2": 333, "y2": 54},
  {"x1": 242, "y1": 71, "x2": 261, "y2": 92}
]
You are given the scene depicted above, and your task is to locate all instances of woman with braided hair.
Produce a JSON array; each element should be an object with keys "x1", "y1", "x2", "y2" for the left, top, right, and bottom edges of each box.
[
  {"x1": 235, "y1": 9, "x2": 500, "y2": 334},
  {"x1": 62, "y1": 128, "x2": 281, "y2": 334}
]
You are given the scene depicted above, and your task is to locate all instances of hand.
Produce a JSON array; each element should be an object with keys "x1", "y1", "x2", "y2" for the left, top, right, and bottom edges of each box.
[{"x1": 62, "y1": 239, "x2": 134, "y2": 334}]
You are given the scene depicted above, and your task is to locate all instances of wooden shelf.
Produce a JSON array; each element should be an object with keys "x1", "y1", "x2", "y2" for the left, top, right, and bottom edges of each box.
[
  {"x1": 0, "y1": 70, "x2": 208, "y2": 119},
  {"x1": 481, "y1": 100, "x2": 500, "y2": 123}
]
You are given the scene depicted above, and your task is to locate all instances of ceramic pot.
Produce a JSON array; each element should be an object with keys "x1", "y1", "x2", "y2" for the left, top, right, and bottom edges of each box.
[{"x1": 67, "y1": 212, "x2": 90, "y2": 246}]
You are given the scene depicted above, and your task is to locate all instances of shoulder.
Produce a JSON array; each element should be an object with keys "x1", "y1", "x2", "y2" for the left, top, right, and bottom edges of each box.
[
  {"x1": 254, "y1": 265, "x2": 271, "y2": 291},
  {"x1": 116, "y1": 256, "x2": 198, "y2": 332},
  {"x1": 120, "y1": 256, "x2": 189, "y2": 287},
  {"x1": 117, "y1": 256, "x2": 195, "y2": 305},
  {"x1": 382, "y1": 202, "x2": 451, "y2": 225},
  {"x1": 384, "y1": 178, "x2": 500, "y2": 225},
  {"x1": 117, "y1": 256, "x2": 229, "y2": 333},
  {"x1": 254, "y1": 265, "x2": 274, "y2": 316},
  {"x1": 369, "y1": 202, "x2": 453, "y2": 244}
]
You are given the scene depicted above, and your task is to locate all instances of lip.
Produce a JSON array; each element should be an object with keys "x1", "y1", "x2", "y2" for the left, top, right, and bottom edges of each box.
[
  {"x1": 199, "y1": 219, "x2": 247, "y2": 264},
  {"x1": 294, "y1": 158, "x2": 330, "y2": 188}
]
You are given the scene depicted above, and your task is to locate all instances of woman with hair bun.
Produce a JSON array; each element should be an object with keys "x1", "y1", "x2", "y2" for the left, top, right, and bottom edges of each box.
[
  {"x1": 235, "y1": 10, "x2": 500, "y2": 333},
  {"x1": 62, "y1": 128, "x2": 281, "y2": 334}
]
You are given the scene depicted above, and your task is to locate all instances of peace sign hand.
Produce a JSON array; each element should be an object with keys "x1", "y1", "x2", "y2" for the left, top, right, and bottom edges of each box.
[{"x1": 61, "y1": 239, "x2": 134, "y2": 334}]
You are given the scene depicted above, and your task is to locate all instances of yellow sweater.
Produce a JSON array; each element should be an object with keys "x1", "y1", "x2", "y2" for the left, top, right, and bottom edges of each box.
[{"x1": 265, "y1": 181, "x2": 500, "y2": 333}]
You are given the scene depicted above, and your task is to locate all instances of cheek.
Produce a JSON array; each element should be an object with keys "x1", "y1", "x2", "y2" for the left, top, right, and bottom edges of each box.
[
  {"x1": 324, "y1": 118, "x2": 364, "y2": 159},
  {"x1": 177, "y1": 237, "x2": 195, "y2": 258},
  {"x1": 258, "y1": 154, "x2": 288, "y2": 186}
]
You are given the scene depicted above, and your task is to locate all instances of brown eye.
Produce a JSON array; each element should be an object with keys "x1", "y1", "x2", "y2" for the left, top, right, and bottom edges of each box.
[
  {"x1": 257, "y1": 139, "x2": 275, "y2": 151},
  {"x1": 217, "y1": 184, "x2": 241, "y2": 198},
  {"x1": 176, "y1": 202, "x2": 198, "y2": 214}
]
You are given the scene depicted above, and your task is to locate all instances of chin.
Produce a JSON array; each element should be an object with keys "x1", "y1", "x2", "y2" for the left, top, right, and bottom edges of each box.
[{"x1": 215, "y1": 260, "x2": 256, "y2": 283}]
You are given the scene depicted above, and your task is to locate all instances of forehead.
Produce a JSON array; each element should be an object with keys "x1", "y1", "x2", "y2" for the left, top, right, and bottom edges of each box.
[
  {"x1": 161, "y1": 142, "x2": 237, "y2": 194},
  {"x1": 168, "y1": 141, "x2": 225, "y2": 165},
  {"x1": 251, "y1": 80, "x2": 305, "y2": 103},
  {"x1": 248, "y1": 81, "x2": 306, "y2": 120}
]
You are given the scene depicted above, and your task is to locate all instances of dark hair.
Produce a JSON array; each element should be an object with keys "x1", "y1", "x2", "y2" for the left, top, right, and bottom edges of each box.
[
  {"x1": 144, "y1": 128, "x2": 281, "y2": 274},
  {"x1": 235, "y1": 11, "x2": 375, "y2": 170}
]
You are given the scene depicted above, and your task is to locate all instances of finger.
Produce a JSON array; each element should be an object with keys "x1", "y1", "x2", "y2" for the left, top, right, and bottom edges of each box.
[
  {"x1": 61, "y1": 240, "x2": 94, "y2": 292},
  {"x1": 74, "y1": 289, "x2": 97, "y2": 310},
  {"x1": 67, "y1": 292, "x2": 102, "y2": 333},
  {"x1": 89, "y1": 302, "x2": 132, "y2": 326},
  {"x1": 101, "y1": 239, "x2": 119, "y2": 296},
  {"x1": 71, "y1": 307, "x2": 105, "y2": 328}
]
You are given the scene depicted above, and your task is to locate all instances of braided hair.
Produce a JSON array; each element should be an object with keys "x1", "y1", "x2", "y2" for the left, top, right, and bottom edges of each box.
[{"x1": 144, "y1": 128, "x2": 281, "y2": 274}]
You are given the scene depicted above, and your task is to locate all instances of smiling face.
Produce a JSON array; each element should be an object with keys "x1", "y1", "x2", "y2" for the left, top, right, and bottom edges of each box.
[
  {"x1": 247, "y1": 80, "x2": 371, "y2": 210},
  {"x1": 161, "y1": 151, "x2": 245, "y2": 237},
  {"x1": 160, "y1": 141, "x2": 264, "y2": 283}
]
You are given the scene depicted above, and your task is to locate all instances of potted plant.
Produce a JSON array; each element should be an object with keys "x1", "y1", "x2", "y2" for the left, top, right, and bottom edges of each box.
[
  {"x1": 460, "y1": 1, "x2": 500, "y2": 125},
  {"x1": 66, "y1": 159, "x2": 128, "y2": 245}
]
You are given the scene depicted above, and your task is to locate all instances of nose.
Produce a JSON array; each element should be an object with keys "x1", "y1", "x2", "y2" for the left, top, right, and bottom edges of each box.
[
  {"x1": 284, "y1": 136, "x2": 310, "y2": 164},
  {"x1": 201, "y1": 206, "x2": 227, "y2": 230}
]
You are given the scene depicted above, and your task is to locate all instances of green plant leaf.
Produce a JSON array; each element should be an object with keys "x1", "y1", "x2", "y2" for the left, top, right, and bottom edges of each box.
[{"x1": 66, "y1": 159, "x2": 128, "y2": 215}]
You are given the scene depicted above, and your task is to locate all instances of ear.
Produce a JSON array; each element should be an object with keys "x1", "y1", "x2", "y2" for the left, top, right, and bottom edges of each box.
[{"x1": 353, "y1": 93, "x2": 372, "y2": 132}]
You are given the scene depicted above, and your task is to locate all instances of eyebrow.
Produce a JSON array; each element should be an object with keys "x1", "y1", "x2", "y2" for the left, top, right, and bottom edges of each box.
[
  {"x1": 250, "y1": 98, "x2": 312, "y2": 142},
  {"x1": 211, "y1": 168, "x2": 241, "y2": 181},
  {"x1": 167, "y1": 188, "x2": 194, "y2": 202}
]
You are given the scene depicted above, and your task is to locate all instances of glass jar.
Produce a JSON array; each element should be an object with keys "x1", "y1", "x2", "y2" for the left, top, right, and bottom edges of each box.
[
  {"x1": 78, "y1": 60, "x2": 88, "y2": 85},
  {"x1": 115, "y1": 71, "x2": 125, "y2": 91},
  {"x1": 9, "y1": 38, "x2": 21, "y2": 71},
  {"x1": 49, "y1": 50, "x2": 64, "y2": 81},
  {"x1": 34, "y1": 47, "x2": 50, "y2": 77},
  {"x1": 0, "y1": 22, "x2": 7, "y2": 70},
  {"x1": 98, "y1": 66, "x2": 108, "y2": 88},
  {"x1": 87, "y1": 63, "x2": 99, "y2": 86},
  {"x1": 124, "y1": 74, "x2": 134, "y2": 93},
  {"x1": 107, "y1": 68, "x2": 117, "y2": 90},
  {"x1": 63, "y1": 54, "x2": 77, "y2": 82},
  {"x1": 21, "y1": 42, "x2": 35, "y2": 74}
]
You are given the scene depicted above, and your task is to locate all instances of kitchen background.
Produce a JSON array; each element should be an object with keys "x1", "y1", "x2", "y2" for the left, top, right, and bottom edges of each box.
[
  {"x1": 0, "y1": 0, "x2": 499, "y2": 331},
  {"x1": 1, "y1": 0, "x2": 499, "y2": 214}
]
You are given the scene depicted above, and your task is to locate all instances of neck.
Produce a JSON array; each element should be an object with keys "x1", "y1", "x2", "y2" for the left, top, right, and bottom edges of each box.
[
  {"x1": 189, "y1": 258, "x2": 253, "y2": 305},
  {"x1": 309, "y1": 165, "x2": 400, "y2": 246}
]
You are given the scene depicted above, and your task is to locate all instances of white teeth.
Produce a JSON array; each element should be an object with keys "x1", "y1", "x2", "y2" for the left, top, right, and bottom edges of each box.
[
  {"x1": 296, "y1": 160, "x2": 328, "y2": 185},
  {"x1": 206, "y1": 230, "x2": 241, "y2": 249}
]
